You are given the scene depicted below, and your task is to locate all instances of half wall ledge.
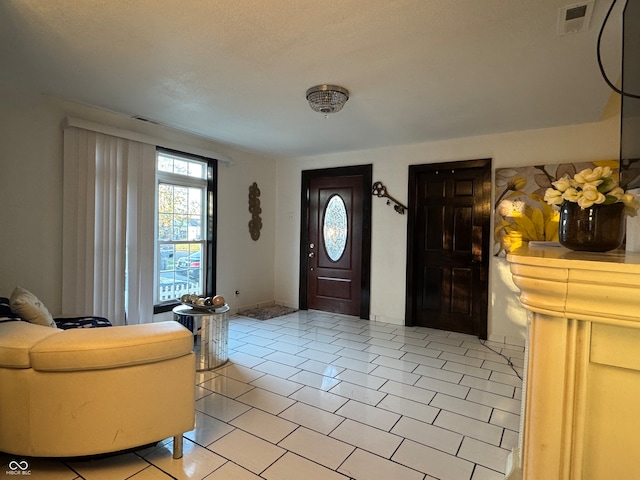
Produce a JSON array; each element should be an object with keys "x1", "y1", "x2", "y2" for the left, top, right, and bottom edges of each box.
[{"x1": 505, "y1": 245, "x2": 640, "y2": 480}]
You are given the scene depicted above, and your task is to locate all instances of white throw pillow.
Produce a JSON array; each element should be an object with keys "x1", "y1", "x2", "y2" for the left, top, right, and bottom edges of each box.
[{"x1": 10, "y1": 286, "x2": 56, "y2": 328}]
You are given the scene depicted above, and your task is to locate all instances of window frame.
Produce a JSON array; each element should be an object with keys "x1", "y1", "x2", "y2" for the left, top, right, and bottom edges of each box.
[{"x1": 153, "y1": 147, "x2": 217, "y2": 314}]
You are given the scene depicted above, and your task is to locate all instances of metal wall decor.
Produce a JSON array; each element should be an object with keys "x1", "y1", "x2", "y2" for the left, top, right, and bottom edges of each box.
[
  {"x1": 372, "y1": 181, "x2": 407, "y2": 214},
  {"x1": 248, "y1": 182, "x2": 262, "y2": 241}
]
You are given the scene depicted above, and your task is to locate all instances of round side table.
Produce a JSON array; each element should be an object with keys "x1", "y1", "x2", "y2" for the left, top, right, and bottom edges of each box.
[{"x1": 172, "y1": 304, "x2": 230, "y2": 370}]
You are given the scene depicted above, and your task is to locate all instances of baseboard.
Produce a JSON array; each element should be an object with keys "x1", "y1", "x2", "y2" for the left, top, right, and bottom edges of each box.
[{"x1": 369, "y1": 314, "x2": 404, "y2": 326}]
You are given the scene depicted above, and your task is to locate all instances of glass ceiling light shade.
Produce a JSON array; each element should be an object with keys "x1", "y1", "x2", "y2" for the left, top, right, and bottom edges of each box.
[{"x1": 306, "y1": 85, "x2": 349, "y2": 115}]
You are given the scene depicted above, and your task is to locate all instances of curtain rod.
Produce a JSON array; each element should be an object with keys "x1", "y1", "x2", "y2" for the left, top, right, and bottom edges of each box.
[{"x1": 62, "y1": 116, "x2": 234, "y2": 165}]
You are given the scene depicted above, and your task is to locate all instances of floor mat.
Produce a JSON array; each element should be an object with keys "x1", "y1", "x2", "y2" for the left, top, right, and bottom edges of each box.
[{"x1": 237, "y1": 305, "x2": 298, "y2": 320}]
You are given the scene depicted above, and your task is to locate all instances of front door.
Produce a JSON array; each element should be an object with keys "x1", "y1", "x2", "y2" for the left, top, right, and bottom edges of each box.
[
  {"x1": 300, "y1": 166, "x2": 372, "y2": 318},
  {"x1": 406, "y1": 159, "x2": 491, "y2": 339}
]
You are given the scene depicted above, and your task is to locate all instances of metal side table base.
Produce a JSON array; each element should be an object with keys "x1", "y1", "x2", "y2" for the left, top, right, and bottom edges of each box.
[{"x1": 173, "y1": 304, "x2": 230, "y2": 371}]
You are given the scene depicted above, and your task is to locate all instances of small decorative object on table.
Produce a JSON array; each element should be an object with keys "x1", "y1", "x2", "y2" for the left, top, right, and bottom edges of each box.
[
  {"x1": 180, "y1": 293, "x2": 226, "y2": 310},
  {"x1": 544, "y1": 167, "x2": 640, "y2": 251}
]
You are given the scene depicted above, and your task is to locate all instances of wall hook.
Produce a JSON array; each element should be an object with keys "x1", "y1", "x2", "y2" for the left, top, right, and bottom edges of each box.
[{"x1": 372, "y1": 181, "x2": 407, "y2": 215}]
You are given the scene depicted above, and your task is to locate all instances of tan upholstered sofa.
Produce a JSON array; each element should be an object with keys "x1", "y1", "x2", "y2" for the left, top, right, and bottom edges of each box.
[{"x1": 0, "y1": 320, "x2": 195, "y2": 459}]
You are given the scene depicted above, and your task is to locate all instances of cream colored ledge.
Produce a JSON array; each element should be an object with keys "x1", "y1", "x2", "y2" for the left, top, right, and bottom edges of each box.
[
  {"x1": 507, "y1": 245, "x2": 640, "y2": 327},
  {"x1": 506, "y1": 244, "x2": 640, "y2": 480}
]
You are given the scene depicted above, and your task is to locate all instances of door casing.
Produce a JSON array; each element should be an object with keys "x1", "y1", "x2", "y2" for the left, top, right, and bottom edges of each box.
[{"x1": 299, "y1": 165, "x2": 372, "y2": 319}]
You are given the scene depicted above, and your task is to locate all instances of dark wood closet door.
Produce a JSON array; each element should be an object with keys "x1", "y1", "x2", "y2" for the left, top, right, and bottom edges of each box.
[{"x1": 407, "y1": 160, "x2": 491, "y2": 338}]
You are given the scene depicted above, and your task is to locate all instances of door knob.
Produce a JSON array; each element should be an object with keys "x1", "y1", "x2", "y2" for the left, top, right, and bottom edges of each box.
[{"x1": 308, "y1": 252, "x2": 315, "y2": 258}]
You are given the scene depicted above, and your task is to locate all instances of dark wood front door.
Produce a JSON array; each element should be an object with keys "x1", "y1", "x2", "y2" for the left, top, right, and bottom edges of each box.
[
  {"x1": 406, "y1": 159, "x2": 491, "y2": 339},
  {"x1": 300, "y1": 166, "x2": 372, "y2": 319}
]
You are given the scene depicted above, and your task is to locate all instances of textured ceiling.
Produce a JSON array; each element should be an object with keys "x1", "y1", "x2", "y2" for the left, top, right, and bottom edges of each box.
[{"x1": 0, "y1": 0, "x2": 624, "y2": 158}]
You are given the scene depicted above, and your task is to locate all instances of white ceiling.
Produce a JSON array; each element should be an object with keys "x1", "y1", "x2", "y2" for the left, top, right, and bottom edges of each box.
[{"x1": 0, "y1": 0, "x2": 624, "y2": 158}]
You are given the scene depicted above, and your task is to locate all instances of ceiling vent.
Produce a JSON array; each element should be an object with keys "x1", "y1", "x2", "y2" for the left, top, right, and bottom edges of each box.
[{"x1": 558, "y1": 1, "x2": 595, "y2": 35}]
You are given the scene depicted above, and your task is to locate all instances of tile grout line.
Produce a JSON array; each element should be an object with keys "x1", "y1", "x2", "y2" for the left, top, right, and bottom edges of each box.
[{"x1": 222, "y1": 313, "x2": 519, "y2": 478}]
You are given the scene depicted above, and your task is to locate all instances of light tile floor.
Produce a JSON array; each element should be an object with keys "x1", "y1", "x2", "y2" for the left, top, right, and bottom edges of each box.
[{"x1": 1, "y1": 310, "x2": 524, "y2": 480}]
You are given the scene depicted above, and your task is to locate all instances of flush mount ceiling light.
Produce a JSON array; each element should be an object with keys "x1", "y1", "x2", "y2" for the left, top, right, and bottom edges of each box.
[{"x1": 306, "y1": 84, "x2": 349, "y2": 116}]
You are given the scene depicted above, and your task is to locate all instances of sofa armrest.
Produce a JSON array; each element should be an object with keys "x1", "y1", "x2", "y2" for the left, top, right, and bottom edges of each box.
[
  {"x1": 0, "y1": 321, "x2": 63, "y2": 368},
  {"x1": 30, "y1": 321, "x2": 193, "y2": 371}
]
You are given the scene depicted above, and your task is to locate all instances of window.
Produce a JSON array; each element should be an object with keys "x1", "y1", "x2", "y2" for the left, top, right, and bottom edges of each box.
[
  {"x1": 323, "y1": 194, "x2": 348, "y2": 262},
  {"x1": 63, "y1": 120, "x2": 227, "y2": 324},
  {"x1": 155, "y1": 149, "x2": 216, "y2": 310}
]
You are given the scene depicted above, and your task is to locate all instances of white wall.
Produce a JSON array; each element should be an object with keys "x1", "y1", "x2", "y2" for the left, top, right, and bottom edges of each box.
[
  {"x1": 216, "y1": 149, "x2": 276, "y2": 311},
  {"x1": 0, "y1": 82, "x2": 276, "y2": 317},
  {"x1": 0, "y1": 76, "x2": 621, "y2": 341},
  {"x1": 274, "y1": 118, "x2": 620, "y2": 343},
  {"x1": 0, "y1": 83, "x2": 65, "y2": 310}
]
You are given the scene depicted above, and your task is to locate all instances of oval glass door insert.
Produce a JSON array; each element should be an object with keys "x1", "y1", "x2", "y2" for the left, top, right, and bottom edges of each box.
[{"x1": 323, "y1": 194, "x2": 348, "y2": 262}]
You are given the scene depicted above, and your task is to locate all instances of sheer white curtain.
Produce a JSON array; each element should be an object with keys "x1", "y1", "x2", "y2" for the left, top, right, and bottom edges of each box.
[{"x1": 62, "y1": 127, "x2": 155, "y2": 325}]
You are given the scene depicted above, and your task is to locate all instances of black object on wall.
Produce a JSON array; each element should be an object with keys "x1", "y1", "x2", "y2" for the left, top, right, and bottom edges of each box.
[{"x1": 620, "y1": 0, "x2": 640, "y2": 188}]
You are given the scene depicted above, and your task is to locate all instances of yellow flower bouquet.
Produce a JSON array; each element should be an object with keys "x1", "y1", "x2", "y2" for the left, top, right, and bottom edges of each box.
[{"x1": 543, "y1": 166, "x2": 639, "y2": 215}]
